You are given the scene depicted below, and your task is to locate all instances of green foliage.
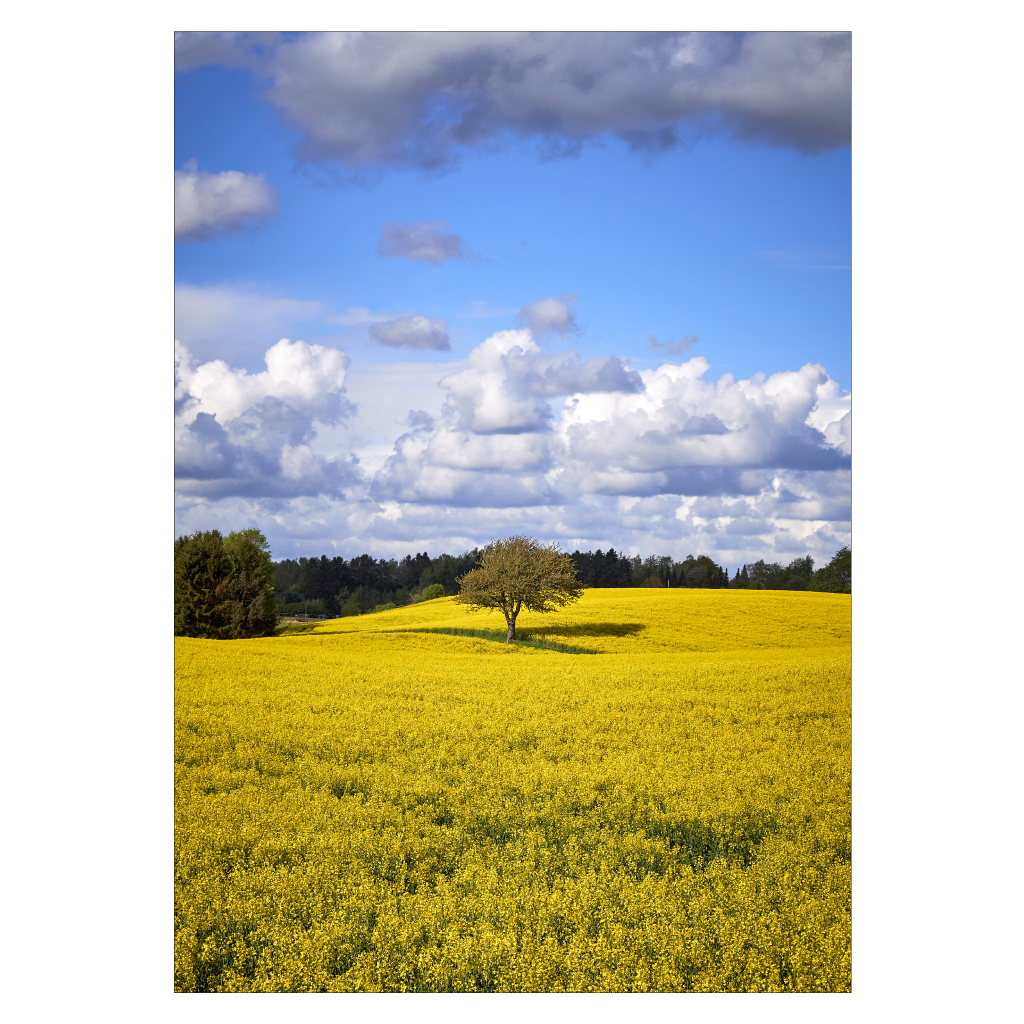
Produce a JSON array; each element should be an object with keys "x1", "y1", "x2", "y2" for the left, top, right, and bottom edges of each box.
[
  {"x1": 277, "y1": 599, "x2": 327, "y2": 617},
  {"x1": 273, "y1": 621, "x2": 320, "y2": 636},
  {"x1": 269, "y1": 545, "x2": 841, "y2": 608},
  {"x1": 339, "y1": 591, "x2": 363, "y2": 617},
  {"x1": 174, "y1": 529, "x2": 278, "y2": 638},
  {"x1": 808, "y1": 547, "x2": 851, "y2": 593},
  {"x1": 455, "y1": 536, "x2": 584, "y2": 643},
  {"x1": 174, "y1": 530, "x2": 234, "y2": 638},
  {"x1": 730, "y1": 554, "x2": 822, "y2": 592},
  {"x1": 423, "y1": 583, "x2": 446, "y2": 600}
]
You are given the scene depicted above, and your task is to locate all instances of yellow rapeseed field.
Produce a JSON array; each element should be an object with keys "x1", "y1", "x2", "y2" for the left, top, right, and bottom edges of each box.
[{"x1": 175, "y1": 588, "x2": 851, "y2": 993}]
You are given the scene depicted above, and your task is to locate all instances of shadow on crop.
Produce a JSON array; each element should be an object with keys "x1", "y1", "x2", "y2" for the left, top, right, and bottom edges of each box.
[
  {"x1": 520, "y1": 622, "x2": 646, "y2": 640},
  {"x1": 270, "y1": 620, "x2": 645, "y2": 653},
  {"x1": 392, "y1": 627, "x2": 601, "y2": 655}
]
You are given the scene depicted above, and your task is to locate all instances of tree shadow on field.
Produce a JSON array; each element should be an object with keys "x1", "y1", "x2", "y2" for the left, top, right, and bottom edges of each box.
[
  {"x1": 519, "y1": 622, "x2": 646, "y2": 641},
  {"x1": 393, "y1": 621, "x2": 647, "y2": 653},
  {"x1": 391, "y1": 628, "x2": 601, "y2": 654},
  {"x1": 269, "y1": 621, "x2": 645, "y2": 654}
]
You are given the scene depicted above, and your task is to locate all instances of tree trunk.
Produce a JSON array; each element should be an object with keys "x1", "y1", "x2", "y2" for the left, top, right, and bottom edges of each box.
[{"x1": 505, "y1": 613, "x2": 516, "y2": 643}]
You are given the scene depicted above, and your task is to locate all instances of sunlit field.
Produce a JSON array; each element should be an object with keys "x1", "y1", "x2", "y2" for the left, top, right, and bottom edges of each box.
[{"x1": 174, "y1": 589, "x2": 851, "y2": 992}]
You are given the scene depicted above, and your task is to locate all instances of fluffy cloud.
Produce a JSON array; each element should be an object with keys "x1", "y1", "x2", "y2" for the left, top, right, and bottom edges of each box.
[
  {"x1": 175, "y1": 32, "x2": 850, "y2": 169},
  {"x1": 370, "y1": 316, "x2": 451, "y2": 351},
  {"x1": 805, "y1": 378, "x2": 852, "y2": 454},
  {"x1": 377, "y1": 220, "x2": 463, "y2": 264},
  {"x1": 516, "y1": 295, "x2": 578, "y2": 336},
  {"x1": 175, "y1": 339, "x2": 359, "y2": 499},
  {"x1": 434, "y1": 329, "x2": 642, "y2": 435},
  {"x1": 554, "y1": 361, "x2": 850, "y2": 498},
  {"x1": 174, "y1": 160, "x2": 279, "y2": 242},
  {"x1": 370, "y1": 329, "x2": 850, "y2": 525}
]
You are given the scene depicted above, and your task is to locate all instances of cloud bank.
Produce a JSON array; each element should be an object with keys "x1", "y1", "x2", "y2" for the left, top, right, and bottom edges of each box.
[
  {"x1": 174, "y1": 160, "x2": 279, "y2": 241},
  {"x1": 175, "y1": 32, "x2": 851, "y2": 170},
  {"x1": 174, "y1": 327, "x2": 851, "y2": 567},
  {"x1": 371, "y1": 331, "x2": 849, "y2": 509}
]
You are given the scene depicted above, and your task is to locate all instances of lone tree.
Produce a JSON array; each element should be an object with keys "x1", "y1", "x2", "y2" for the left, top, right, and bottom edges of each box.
[{"x1": 454, "y1": 536, "x2": 583, "y2": 643}]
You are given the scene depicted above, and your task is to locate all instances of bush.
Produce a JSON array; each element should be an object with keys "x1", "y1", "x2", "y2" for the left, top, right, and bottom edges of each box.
[
  {"x1": 372, "y1": 603, "x2": 398, "y2": 613},
  {"x1": 423, "y1": 583, "x2": 446, "y2": 600}
]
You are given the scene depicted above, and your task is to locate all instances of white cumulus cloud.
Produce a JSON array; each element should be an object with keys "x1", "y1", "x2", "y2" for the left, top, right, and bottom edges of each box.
[
  {"x1": 370, "y1": 329, "x2": 851, "y2": 525},
  {"x1": 174, "y1": 339, "x2": 359, "y2": 499},
  {"x1": 436, "y1": 328, "x2": 642, "y2": 435}
]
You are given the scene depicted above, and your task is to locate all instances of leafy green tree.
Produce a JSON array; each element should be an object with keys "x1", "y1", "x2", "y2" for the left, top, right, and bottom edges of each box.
[
  {"x1": 810, "y1": 546, "x2": 851, "y2": 593},
  {"x1": 174, "y1": 530, "x2": 234, "y2": 638},
  {"x1": 175, "y1": 528, "x2": 278, "y2": 638},
  {"x1": 423, "y1": 583, "x2": 446, "y2": 600},
  {"x1": 786, "y1": 555, "x2": 815, "y2": 578},
  {"x1": 221, "y1": 529, "x2": 278, "y2": 637},
  {"x1": 751, "y1": 560, "x2": 786, "y2": 589},
  {"x1": 831, "y1": 546, "x2": 851, "y2": 591},
  {"x1": 454, "y1": 536, "x2": 584, "y2": 643}
]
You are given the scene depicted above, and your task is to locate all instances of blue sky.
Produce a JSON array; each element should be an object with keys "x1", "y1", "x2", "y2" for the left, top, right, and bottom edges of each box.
[{"x1": 174, "y1": 32, "x2": 851, "y2": 568}]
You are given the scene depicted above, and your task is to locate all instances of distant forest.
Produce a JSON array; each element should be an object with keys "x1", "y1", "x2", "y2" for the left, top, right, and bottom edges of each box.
[{"x1": 273, "y1": 546, "x2": 851, "y2": 617}]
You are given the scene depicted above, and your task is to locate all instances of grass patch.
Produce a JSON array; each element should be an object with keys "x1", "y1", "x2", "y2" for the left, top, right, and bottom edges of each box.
[{"x1": 275, "y1": 622, "x2": 321, "y2": 636}]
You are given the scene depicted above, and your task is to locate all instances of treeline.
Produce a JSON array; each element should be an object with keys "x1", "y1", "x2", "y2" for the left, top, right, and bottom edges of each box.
[
  {"x1": 271, "y1": 544, "x2": 851, "y2": 617},
  {"x1": 571, "y1": 550, "x2": 732, "y2": 588},
  {"x1": 730, "y1": 547, "x2": 851, "y2": 592},
  {"x1": 570, "y1": 547, "x2": 850, "y2": 592},
  {"x1": 175, "y1": 529, "x2": 852, "y2": 638},
  {"x1": 272, "y1": 550, "x2": 483, "y2": 618}
]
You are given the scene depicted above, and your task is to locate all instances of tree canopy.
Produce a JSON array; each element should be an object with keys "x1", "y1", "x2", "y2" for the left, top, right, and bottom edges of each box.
[
  {"x1": 175, "y1": 528, "x2": 278, "y2": 638},
  {"x1": 454, "y1": 536, "x2": 584, "y2": 643}
]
